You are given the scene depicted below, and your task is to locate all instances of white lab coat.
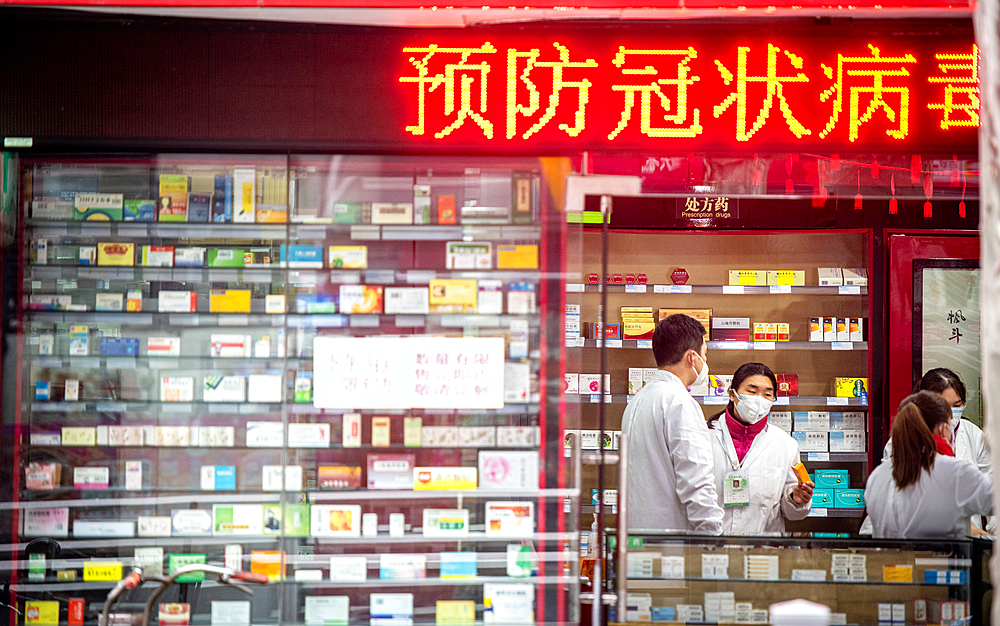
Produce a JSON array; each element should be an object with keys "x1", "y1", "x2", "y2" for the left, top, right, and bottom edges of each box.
[
  {"x1": 882, "y1": 419, "x2": 994, "y2": 532},
  {"x1": 621, "y1": 370, "x2": 724, "y2": 534},
  {"x1": 864, "y1": 454, "x2": 993, "y2": 538},
  {"x1": 710, "y1": 414, "x2": 811, "y2": 534}
]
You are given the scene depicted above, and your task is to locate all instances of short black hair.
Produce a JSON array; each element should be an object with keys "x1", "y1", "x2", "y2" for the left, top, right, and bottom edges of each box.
[
  {"x1": 729, "y1": 362, "x2": 777, "y2": 396},
  {"x1": 652, "y1": 314, "x2": 706, "y2": 367},
  {"x1": 914, "y1": 367, "x2": 967, "y2": 404}
]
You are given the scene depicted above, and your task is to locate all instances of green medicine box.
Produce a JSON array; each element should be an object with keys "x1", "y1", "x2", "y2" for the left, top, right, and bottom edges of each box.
[
  {"x1": 814, "y1": 469, "x2": 849, "y2": 489},
  {"x1": 168, "y1": 553, "x2": 207, "y2": 582},
  {"x1": 812, "y1": 489, "x2": 834, "y2": 507},
  {"x1": 834, "y1": 488, "x2": 866, "y2": 508}
]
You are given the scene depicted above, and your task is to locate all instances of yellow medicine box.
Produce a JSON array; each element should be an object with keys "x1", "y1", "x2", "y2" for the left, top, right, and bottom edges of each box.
[
  {"x1": 834, "y1": 378, "x2": 869, "y2": 397},
  {"x1": 728, "y1": 270, "x2": 767, "y2": 286},
  {"x1": 766, "y1": 270, "x2": 805, "y2": 286}
]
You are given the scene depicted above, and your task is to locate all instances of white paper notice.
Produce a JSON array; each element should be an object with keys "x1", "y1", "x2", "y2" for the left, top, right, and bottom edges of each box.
[{"x1": 313, "y1": 336, "x2": 505, "y2": 409}]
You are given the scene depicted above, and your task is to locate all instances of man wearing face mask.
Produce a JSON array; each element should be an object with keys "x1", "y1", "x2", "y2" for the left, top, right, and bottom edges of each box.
[
  {"x1": 707, "y1": 363, "x2": 813, "y2": 534},
  {"x1": 621, "y1": 314, "x2": 724, "y2": 533}
]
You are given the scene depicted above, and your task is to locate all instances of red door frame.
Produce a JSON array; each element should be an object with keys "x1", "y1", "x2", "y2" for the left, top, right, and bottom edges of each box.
[{"x1": 885, "y1": 230, "x2": 980, "y2": 439}]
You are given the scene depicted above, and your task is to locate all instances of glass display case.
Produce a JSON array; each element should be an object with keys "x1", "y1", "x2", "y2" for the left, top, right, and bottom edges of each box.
[
  {"x1": 4, "y1": 153, "x2": 579, "y2": 625},
  {"x1": 609, "y1": 531, "x2": 974, "y2": 626}
]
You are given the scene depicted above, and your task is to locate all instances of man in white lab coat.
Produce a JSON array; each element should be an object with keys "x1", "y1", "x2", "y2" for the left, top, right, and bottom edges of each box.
[{"x1": 621, "y1": 314, "x2": 724, "y2": 533}]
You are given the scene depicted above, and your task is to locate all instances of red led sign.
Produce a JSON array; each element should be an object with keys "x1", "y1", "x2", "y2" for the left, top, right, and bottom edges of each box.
[{"x1": 395, "y1": 31, "x2": 979, "y2": 152}]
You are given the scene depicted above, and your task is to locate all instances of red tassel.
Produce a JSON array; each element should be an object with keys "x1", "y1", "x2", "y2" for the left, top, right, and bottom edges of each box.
[
  {"x1": 785, "y1": 154, "x2": 793, "y2": 177},
  {"x1": 890, "y1": 198, "x2": 898, "y2": 214},
  {"x1": 812, "y1": 186, "x2": 828, "y2": 207},
  {"x1": 855, "y1": 193, "x2": 863, "y2": 210},
  {"x1": 959, "y1": 201, "x2": 966, "y2": 218},
  {"x1": 872, "y1": 159, "x2": 879, "y2": 179},
  {"x1": 951, "y1": 155, "x2": 960, "y2": 185},
  {"x1": 911, "y1": 155, "x2": 921, "y2": 184},
  {"x1": 786, "y1": 178, "x2": 794, "y2": 194},
  {"x1": 753, "y1": 170, "x2": 760, "y2": 186},
  {"x1": 831, "y1": 154, "x2": 841, "y2": 170},
  {"x1": 924, "y1": 201, "x2": 933, "y2": 217}
]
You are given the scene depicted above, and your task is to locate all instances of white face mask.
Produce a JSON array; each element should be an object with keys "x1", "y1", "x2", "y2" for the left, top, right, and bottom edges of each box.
[
  {"x1": 734, "y1": 394, "x2": 774, "y2": 424},
  {"x1": 692, "y1": 352, "x2": 709, "y2": 390},
  {"x1": 951, "y1": 406, "x2": 964, "y2": 430}
]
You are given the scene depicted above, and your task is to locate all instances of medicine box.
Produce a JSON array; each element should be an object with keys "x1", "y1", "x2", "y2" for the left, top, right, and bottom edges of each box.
[
  {"x1": 843, "y1": 268, "x2": 868, "y2": 286},
  {"x1": 814, "y1": 469, "x2": 849, "y2": 488},
  {"x1": 765, "y1": 270, "x2": 805, "y2": 286},
  {"x1": 711, "y1": 317, "x2": 751, "y2": 342},
  {"x1": 837, "y1": 318, "x2": 850, "y2": 341},
  {"x1": 812, "y1": 489, "x2": 834, "y2": 507},
  {"x1": 829, "y1": 431, "x2": 865, "y2": 452},
  {"x1": 728, "y1": 270, "x2": 766, "y2": 286},
  {"x1": 794, "y1": 411, "x2": 830, "y2": 431},
  {"x1": 565, "y1": 374, "x2": 579, "y2": 394},
  {"x1": 791, "y1": 431, "x2": 828, "y2": 452},
  {"x1": 823, "y1": 317, "x2": 837, "y2": 341},
  {"x1": 834, "y1": 378, "x2": 869, "y2": 397},
  {"x1": 628, "y1": 368, "x2": 644, "y2": 394},
  {"x1": 923, "y1": 569, "x2": 967, "y2": 585},
  {"x1": 850, "y1": 317, "x2": 865, "y2": 341},
  {"x1": 579, "y1": 374, "x2": 611, "y2": 394},
  {"x1": 658, "y1": 308, "x2": 712, "y2": 335},
  {"x1": 809, "y1": 317, "x2": 823, "y2": 341},
  {"x1": 818, "y1": 268, "x2": 843, "y2": 286},
  {"x1": 834, "y1": 488, "x2": 865, "y2": 508},
  {"x1": 769, "y1": 411, "x2": 792, "y2": 433},
  {"x1": 830, "y1": 411, "x2": 866, "y2": 430}
]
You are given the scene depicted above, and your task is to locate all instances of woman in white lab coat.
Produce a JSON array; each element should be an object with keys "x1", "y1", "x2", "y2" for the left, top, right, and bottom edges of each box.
[
  {"x1": 880, "y1": 368, "x2": 993, "y2": 534},
  {"x1": 865, "y1": 391, "x2": 992, "y2": 538},
  {"x1": 708, "y1": 363, "x2": 813, "y2": 535}
]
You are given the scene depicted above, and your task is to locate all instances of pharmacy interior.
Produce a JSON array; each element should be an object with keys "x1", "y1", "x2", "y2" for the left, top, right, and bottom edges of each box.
[{"x1": 0, "y1": 6, "x2": 989, "y2": 626}]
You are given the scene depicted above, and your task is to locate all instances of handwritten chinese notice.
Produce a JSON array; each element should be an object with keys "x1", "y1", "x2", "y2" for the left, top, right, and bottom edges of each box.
[
  {"x1": 313, "y1": 336, "x2": 505, "y2": 409},
  {"x1": 920, "y1": 267, "x2": 981, "y2": 425}
]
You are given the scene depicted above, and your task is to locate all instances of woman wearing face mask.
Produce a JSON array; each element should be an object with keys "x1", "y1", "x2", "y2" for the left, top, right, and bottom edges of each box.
[
  {"x1": 864, "y1": 391, "x2": 992, "y2": 538},
  {"x1": 707, "y1": 363, "x2": 813, "y2": 534},
  {"x1": 880, "y1": 368, "x2": 992, "y2": 534}
]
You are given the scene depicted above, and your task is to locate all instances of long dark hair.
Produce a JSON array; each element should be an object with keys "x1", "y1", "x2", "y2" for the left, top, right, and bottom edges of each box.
[
  {"x1": 914, "y1": 368, "x2": 967, "y2": 404},
  {"x1": 707, "y1": 363, "x2": 778, "y2": 428},
  {"x1": 891, "y1": 390, "x2": 952, "y2": 489}
]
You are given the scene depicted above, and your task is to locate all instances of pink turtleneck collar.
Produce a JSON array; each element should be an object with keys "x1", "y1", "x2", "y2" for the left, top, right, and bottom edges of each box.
[{"x1": 726, "y1": 404, "x2": 768, "y2": 462}]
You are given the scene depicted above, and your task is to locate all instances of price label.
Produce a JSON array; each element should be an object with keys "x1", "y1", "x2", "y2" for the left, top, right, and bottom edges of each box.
[
  {"x1": 717, "y1": 342, "x2": 750, "y2": 350},
  {"x1": 769, "y1": 285, "x2": 792, "y2": 294},
  {"x1": 590, "y1": 394, "x2": 601, "y2": 404},
  {"x1": 625, "y1": 285, "x2": 647, "y2": 293},
  {"x1": 703, "y1": 396, "x2": 729, "y2": 405},
  {"x1": 655, "y1": 284, "x2": 692, "y2": 294},
  {"x1": 773, "y1": 396, "x2": 790, "y2": 405},
  {"x1": 83, "y1": 561, "x2": 123, "y2": 582},
  {"x1": 808, "y1": 508, "x2": 828, "y2": 518},
  {"x1": 605, "y1": 339, "x2": 623, "y2": 349},
  {"x1": 566, "y1": 338, "x2": 579, "y2": 348},
  {"x1": 827, "y1": 397, "x2": 849, "y2": 406},
  {"x1": 831, "y1": 342, "x2": 854, "y2": 351},
  {"x1": 566, "y1": 283, "x2": 585, "y2": 293},
  {"x1": 839, "y1": 285, "x2": 861, "y2": 295},
  {"x1": 754, "y1": 342, "x2": 776, "y2": 350},
  {"x1": 722, "y1": 285, "x2": 744, "y2": 294},
  {"x1": 807, "y1": 452, "x2": 830, "y2": 461},
  {"x1": 636, "y1": 340, "x2": 653, "y2": 350}
]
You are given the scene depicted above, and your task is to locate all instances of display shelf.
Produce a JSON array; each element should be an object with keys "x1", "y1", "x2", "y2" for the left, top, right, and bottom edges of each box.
[
  {"x1": 28, "y1": 356, "x2": 308, "y2": 368},
  {"x1": 26, "y1": 265, "x2": 544, "y2": 284},
  {"x1": 26, "y1": 220, "x2": 541, "y2": 242},
  {"x1": 27, "y1": 311, "x2": 539, "y2": 329},
  {"x1": 801, "y1": 452, "x2": 868, "y2": 462},
  {"x1": 567, "y1": 284, "x2": 868, "y2": 296},
  {"x1": 27, "y1": 401, "x2": 540, "y2": 415},
  {"x1": 308, "y1": 488, "x2": 577, "y2": 502},
  {"x1": 571, "y1": 339, "x2": 868, "y2": 351},
  {"x1": 626, "y1": 576, "x2": 959, "y2": 587},
  {"x1": 565, "y1": 395, "x2": 869, "y2": 407},
  {"x1": 807, "y1": 508, "x2": 866, "y2": 517}
]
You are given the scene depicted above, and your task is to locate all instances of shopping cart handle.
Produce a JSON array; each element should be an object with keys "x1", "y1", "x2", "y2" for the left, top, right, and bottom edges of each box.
[{"x1": 230, "y1": 571, "x2": 269, "y2": 584}]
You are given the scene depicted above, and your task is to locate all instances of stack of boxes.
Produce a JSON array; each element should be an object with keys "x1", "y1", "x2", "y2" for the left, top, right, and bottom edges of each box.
[
  {"x1": 810, "y1": 469, "x2": 865, "y2": 510},
  {"x1": 727, "y1": 270, "x2": 805, "y2": 286},
  {"x1": 792, "y1": 411, "x2": 866, "y2": 452},
  {"x1": 817, "y1": 268, "x2": 869, "y2": 286},
  {"x1": 809, "y1": 317, "x2": 866, "y2": 342},
  {"x1": 658, "y1": 308, "x2": 711, "y2": 334},
  {"x1": 621, "y1": 307, "x2": 655, "y2": 340},
  {"x1": 752, "y1": 322, "x2": 790, "y2": 342}
]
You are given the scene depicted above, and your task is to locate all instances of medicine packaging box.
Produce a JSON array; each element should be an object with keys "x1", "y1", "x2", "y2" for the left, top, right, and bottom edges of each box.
[
  {"x1": 765, "y1": 270, "x2": 805, "y2": 286},
  {"x1": 658, "y1": 308, "x2": 712, "y2": 334},
  {"x1": 791, "y1": 431, "x2": 828, "y2": 452},
  {"x1": 579, "y1": 374, "x2": 611, "y2": 394},
  {"x1": 830, "y1": 411, "x2": 866, "y2": 431},
  {"x1": 834, "y1": 377, "x2": 869, "y2": 397},
  {"x1": 769, "y1": 411, "x2": 792, "y2": 433},
  {"x1": 843, "y1": 268, "x2": 868, "y2": 286},
  {"x1": 812, "y1": 489, "x2": 834, "y2": 507},
  {"x1": 711, "y1": 317, "x2": 750, "y2": 342},
  {"x1": 829, "y1": 431, "x2": 866, "y2": 452},
  {"x1": 814, "y1": 469, "x2": 849, "y2": 488},
  {"x1": 834, "y1": 488, "x2": 865, "y2": 508},
  {"x1": 728, "y1": 270, "x2": 766, "y2": 286},
  {"x1": 565, "y1": 374, "x2": 579, "y2": 395},
  {"x1": 817, "y1": 267, "x2": 843, "y2": 286},
  {"x1": 823, "y1": 317, "x2": 837, "y2": 341}
]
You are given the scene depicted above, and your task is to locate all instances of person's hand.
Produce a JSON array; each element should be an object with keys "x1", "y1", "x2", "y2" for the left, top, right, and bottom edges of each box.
[
  {"x1": 792, "y1": 481, "x2": 814, "y2": 505},
  {"x1": 971, "y1": 526, "x2": 990, "y2": 537}
]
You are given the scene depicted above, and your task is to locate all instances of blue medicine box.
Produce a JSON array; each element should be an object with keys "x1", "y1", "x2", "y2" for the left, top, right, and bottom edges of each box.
[
  {"x1": 814, "y1": 469, "x2": 849, "y2": 488},
  {"x1": 812, "y1": 489, "x2": 834, "y2": 507},
  {"x1": 834, "y1": 488, "x2": 865, "y2": 508},
  {"x1": 923, "y1": 569, "x2": 967, "y2": 585},
  {"x1": 280, "y1": 245, "x2": 324, "y2": 268},
  {"x1": 650, "y1": 607, "x2": 675, "y2": 622},
  {"x1": 100, "y1": 337, "x2": 140, "y2": 356}
]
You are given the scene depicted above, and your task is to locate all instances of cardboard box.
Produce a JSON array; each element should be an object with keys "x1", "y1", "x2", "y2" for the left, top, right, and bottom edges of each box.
[
  {"x1": 658, "y1": 308, "x2": 712, "y2": 334},
  {"x1": 753, "y1": 323, "x2": 767, "y2": 341},
  {"x1": 776, "y1": 374, "x2": 798, "y2": 397},
  {"x1": 429, "y1": 279, "x2": 477, "y2": 313},
  {"x1": 834, "y1": 488, "x2": 865, "y2": 508},
  {"x1": 818, "y1": 267, "x2": 843, "y2": 286},
  {"x1": 812, "y1": 489, "x2": 834, "y2": 507},
  {"x1": 766, "y1": 270, "x2": 805, "y2": 286},
  {"x1": 843, "y1": 268, "x2": 868, "y2": 286},
  {"x1": 728, "y1": 270, "x2": 766, "y2": 285},
  {"x1": 814, "y1": 469, "x2": 849, "y2": 488},
  {"x1": 579, "y1": 374, "x2": 611, "y2": 395},
  {"x1": 834, "y1": 377, "x2": 869, "y2": 397},
  {"x1": 565, "y1": 374, "x2": 579, "y2": 394},
  {"x1": 769, "y1": 411, "x2": 792, "y2": 432},
  {"x1": 711, "y1": 317, "x2": 750, "y2": 342},
  {"x1": 850, "y1": 317, "x2": 865, "y2": 341},
  {"x1": 97, "y1": 242, "x2": 135, "y2": 266},
  {"x1": 809, "y1": 317, "x2": 823, "y2": 341},
  {"x1": 794, "y1": 411, "x2": 830, "y2": 432},
  {"x1": 837, "y1": 318, "x2": 850, "y2": 341},
  {"x1": 830, "y1": 411, "x2": 866, "y2": 430},
  {"x1": 791, "y1": 431, "x2": 828, "y2": 452},
  {"x1": 764, "y1": 323, "x2": 778, "y2": 341},
  {"x1": 823, "y1": 317, "x2": 837, "y2": 341},
  {"x1": 829, "y1": 431, "x2": 866, "y2": 452},
  {"x1": 777, "y1": 323, "x2": 790, "y2": 341},
  {"x1": 628, "y1": 368, "x2": 644, "y2": 394},
  {"x1": 623, "y1": 319, "x2": 654, "y2": 340}
]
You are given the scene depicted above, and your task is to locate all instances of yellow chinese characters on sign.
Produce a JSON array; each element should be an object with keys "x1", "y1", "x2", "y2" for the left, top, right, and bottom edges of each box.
[
  {"x1": 506, "y1": 43, "x2": 598, "y2": 139},
  {"x1": 819, "y1": 44, "x2": 917, "y2": 142},
  {"x1": 608, "y1": 46, "x2": 703, "y2": 140},
  {"x1": 713, "y1": 44, "x2": 811, "y2": 141},
  {"x1": 400, "y1": 43, "x2": 498, "y2": 139},
  {"x1": 928, "y1": 44, "x2": 980, "y2": 129}
]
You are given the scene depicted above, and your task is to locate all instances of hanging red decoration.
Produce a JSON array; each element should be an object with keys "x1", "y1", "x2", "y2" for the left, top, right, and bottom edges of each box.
[
  {"x1": 960, "y1": 175, "x2": 967, "y2": 218},
  {"x1": 923, "y1": 173, "x2": 934, "y2": 217},
  {"x1": 831, "y1": 154, "x2": 841, "y2": 171},
  {"x1": 910, "y1": 155, "x2": 922, "y2": 184},
  {"x1": 889, "y1": 174, "x2": 898, "y2": 215},
  {"x1": 871, "y1": 158, "x2": 879, "y2": 179},
  {"x1": 785, "y1": 153, "x2": 794, "y2": 194},
  {"x1": 812, "y1": 185, "x2": 829, "y2": 207},
  {"x1": 753, "y1": 153, "x2": 760, "y2": 187},
  {"x1": 854, "y1": 169, "x2": 863, "y2": 210},
  {"x1": 951, "y1": 155, "x2": 960, "y2": 186}
]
